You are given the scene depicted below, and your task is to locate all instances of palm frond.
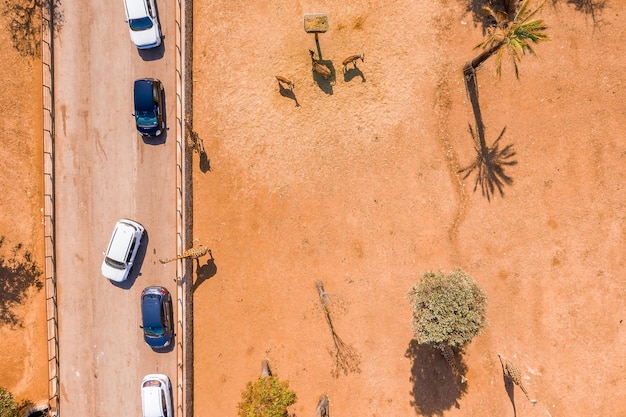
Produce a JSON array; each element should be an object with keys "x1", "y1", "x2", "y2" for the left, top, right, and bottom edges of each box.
[
  {"x1": 475, "y1": 0, "x2": 549, "y2": 78},
  {"x1": 514, "y1": 0, "x2": 545, "y2": 25}
]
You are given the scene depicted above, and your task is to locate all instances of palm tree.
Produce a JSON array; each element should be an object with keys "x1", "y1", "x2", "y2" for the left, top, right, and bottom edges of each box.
[
  {"x1": 459, "y1": 0, "x2": 545, "y2": 200},
  {"x1": 471, "y1": 0, "x2": 549, "y2": 78}
]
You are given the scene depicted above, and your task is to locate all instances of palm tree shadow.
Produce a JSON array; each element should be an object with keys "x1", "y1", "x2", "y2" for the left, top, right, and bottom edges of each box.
[
  {"x1": 404, "y1": 340, "x2": 468, "y2": 417},
  {"x1": 465, "y1": 0, "x2": 501, "y2": 31},
  {"x1": 504, "y1": 374, "x2": 517, "y2": 417},
  {"x1": 551, "y1": 0, "x2": 606, "y2": 26},
  {"x1": 460, "y1": 65, "x2": 517, "y2": 201},
  {"x1": 459, "y1": 124, "x2": 517, "y2": 201},
  {"x1": 278, "y1": 83, "x2": 300, "y2": 107},
  {"x1": 193, "y1": 251, "x2": 216, "y2": 292}
]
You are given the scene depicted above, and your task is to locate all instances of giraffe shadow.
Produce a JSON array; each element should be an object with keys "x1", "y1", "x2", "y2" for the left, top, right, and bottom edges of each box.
[
  {"x1": 193, "y1": 252, "x2": 217, "y2": 292},
  {"x1": 405, "y1": 340, "x2": 468, "y2": 417},
  {"x1": 504, "y1": 374, "x2": 516, "y2": 417}
]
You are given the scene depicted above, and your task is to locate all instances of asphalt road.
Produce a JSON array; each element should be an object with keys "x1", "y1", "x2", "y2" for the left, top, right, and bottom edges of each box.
[{"x1": 53, "y1": 0, "x2": 178, "y2": 414}]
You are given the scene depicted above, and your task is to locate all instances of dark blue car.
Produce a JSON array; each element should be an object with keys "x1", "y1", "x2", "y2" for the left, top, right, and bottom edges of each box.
[
  {"x1": 141, "y1": 286, "x2": 173, "y2": 349},
  {"x1": 133, "y1": 78, "x2": 165, "y2": 137}
]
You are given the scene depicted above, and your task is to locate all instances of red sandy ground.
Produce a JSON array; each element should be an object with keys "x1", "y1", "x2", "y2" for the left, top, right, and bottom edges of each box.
[
  {"x1": 1, "y1": 1, "x2": 625, "y2": 416},
  {"x1": 190, "y1": 1, "x2": 626, "y2": 416},
  {"x1": 0, "y1": 9, "x2": 47, "y2": 407}
]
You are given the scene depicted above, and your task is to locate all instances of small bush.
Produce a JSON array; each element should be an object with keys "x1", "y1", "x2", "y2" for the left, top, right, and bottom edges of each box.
[
  {"x1": 407, "y1": 269, "x2": 487, "y2": 350},
  {"x1": 237, "y1": 375, "x2": 297, "y2": 417}
]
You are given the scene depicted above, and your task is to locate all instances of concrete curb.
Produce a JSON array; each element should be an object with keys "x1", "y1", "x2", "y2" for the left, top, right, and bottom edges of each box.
[
  {"x1": 174, "y1": 0, "x2": 193, "y2": 414},
  {"x1": 41, "y1": 0, "x2": 59, "y2": 415}
]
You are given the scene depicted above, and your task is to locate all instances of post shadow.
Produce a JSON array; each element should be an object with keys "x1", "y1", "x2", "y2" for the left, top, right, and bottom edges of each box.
[
  {"x1": 404, "y1": 340, "x2": 468, "y2": 417},
  {"x1": 193, "y1": 250, "x2": 216, "y2": 292}
]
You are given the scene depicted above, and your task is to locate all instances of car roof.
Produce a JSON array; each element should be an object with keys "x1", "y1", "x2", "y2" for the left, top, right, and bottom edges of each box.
[
  {"x1": 107, "y1": 221, "x2": 136, "y2": 262},
  {"x1": 142, "y1": 386, "x2": 165, "y2": 417},
  {"x1": 134, "y1": 79, "x2": 156, "y2": 112},
  {"x1": 125, "y1": 0, "x2": 149, "y2": 20},
  {"x1": 141, "y1": 294, "x2": 163, "y2": 328},
  {"x1": 141, "y1": 375, "x2": 170, "y2": 417}
]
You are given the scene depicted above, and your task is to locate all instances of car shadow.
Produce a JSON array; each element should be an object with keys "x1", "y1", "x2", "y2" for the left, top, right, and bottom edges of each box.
[{"x1": 110, "y1": 231, "x2": 149, "y2": 290}]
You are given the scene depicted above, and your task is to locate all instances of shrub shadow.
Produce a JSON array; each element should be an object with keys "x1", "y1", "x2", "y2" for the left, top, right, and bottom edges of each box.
[
  {"x1": 404, "y1": 340, "x2": 468, "y2": 417},
  {"x1": 3, "y1": 0, "x2": 64, "y2": 57},
  {"x1": 0, "y1": 237, "x2": 43, "y2": 327}
]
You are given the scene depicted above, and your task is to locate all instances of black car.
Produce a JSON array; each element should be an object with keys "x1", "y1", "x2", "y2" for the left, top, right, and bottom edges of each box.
[
  {"x1": 140, "y1": 286, "x2": 174, "y2": 349},
  {"x1": 133, "y1": 78, "x2": 165, "y2": 137}
]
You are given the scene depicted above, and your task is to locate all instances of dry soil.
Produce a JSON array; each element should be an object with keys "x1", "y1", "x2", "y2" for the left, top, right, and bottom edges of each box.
[{"x1": 190, "y1": 1, "x2": 626, "y2": 416}]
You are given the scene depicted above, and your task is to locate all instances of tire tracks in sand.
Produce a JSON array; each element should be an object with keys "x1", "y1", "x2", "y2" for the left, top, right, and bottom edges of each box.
[{"x1": 430, "y1": 5, "x2": 469, "y2": 261}]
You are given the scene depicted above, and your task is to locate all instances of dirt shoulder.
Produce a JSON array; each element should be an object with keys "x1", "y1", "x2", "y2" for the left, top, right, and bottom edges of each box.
[{"x1": 0, "y1": 4, "x2": 47, "y2": 406}]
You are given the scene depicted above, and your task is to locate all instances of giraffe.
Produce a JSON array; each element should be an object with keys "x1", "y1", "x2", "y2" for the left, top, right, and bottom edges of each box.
[
  {"x1": 498, "y1": 353, "x2": 537, "y2": 404},
  {"x1": 440, "y1": 344, "x2": 468, "y2": 383},
  {"x1": 316, "y1": 394, "x2": 329, "y2": 417},
  {"x1": 159, "y1": 245, "x2": 211, "y2": 264},
  {"x1": 185, "y1": 120, "x2": 206, "y2": 156}
]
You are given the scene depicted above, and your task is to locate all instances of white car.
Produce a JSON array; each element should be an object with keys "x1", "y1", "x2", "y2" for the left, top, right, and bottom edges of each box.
[
  {"x1": 101, "y1": 219, "x2": 144, "y2": 282},
  {"x1": 141, "y1": 374, "x2": 173, "y2": 417},
  {"x1": 123, "y1": 0, "x2": 162, "y2": 49}
]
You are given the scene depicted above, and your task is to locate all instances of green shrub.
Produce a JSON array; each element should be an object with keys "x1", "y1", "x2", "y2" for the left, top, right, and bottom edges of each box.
[
  {"x1": 237, "y1": 375, "x2": 297, "y2": 417},
  {"x1": 407, "y1": 269, "x2": 487, "y2": 350}
]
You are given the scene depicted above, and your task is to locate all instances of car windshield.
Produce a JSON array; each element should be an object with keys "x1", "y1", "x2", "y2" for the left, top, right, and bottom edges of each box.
[
  {"x1": 129, "y1": 17, "x2": 153, "y2": 31},
  {"x1": 135, "y1": 111, "x2": 157, "y2": 127},
  {"x1": 104, "y1": 256, "x2": 126, "y2": 270},
  {"x1": 144, "y1": 325, "x2": 165, "y2": 337}
]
